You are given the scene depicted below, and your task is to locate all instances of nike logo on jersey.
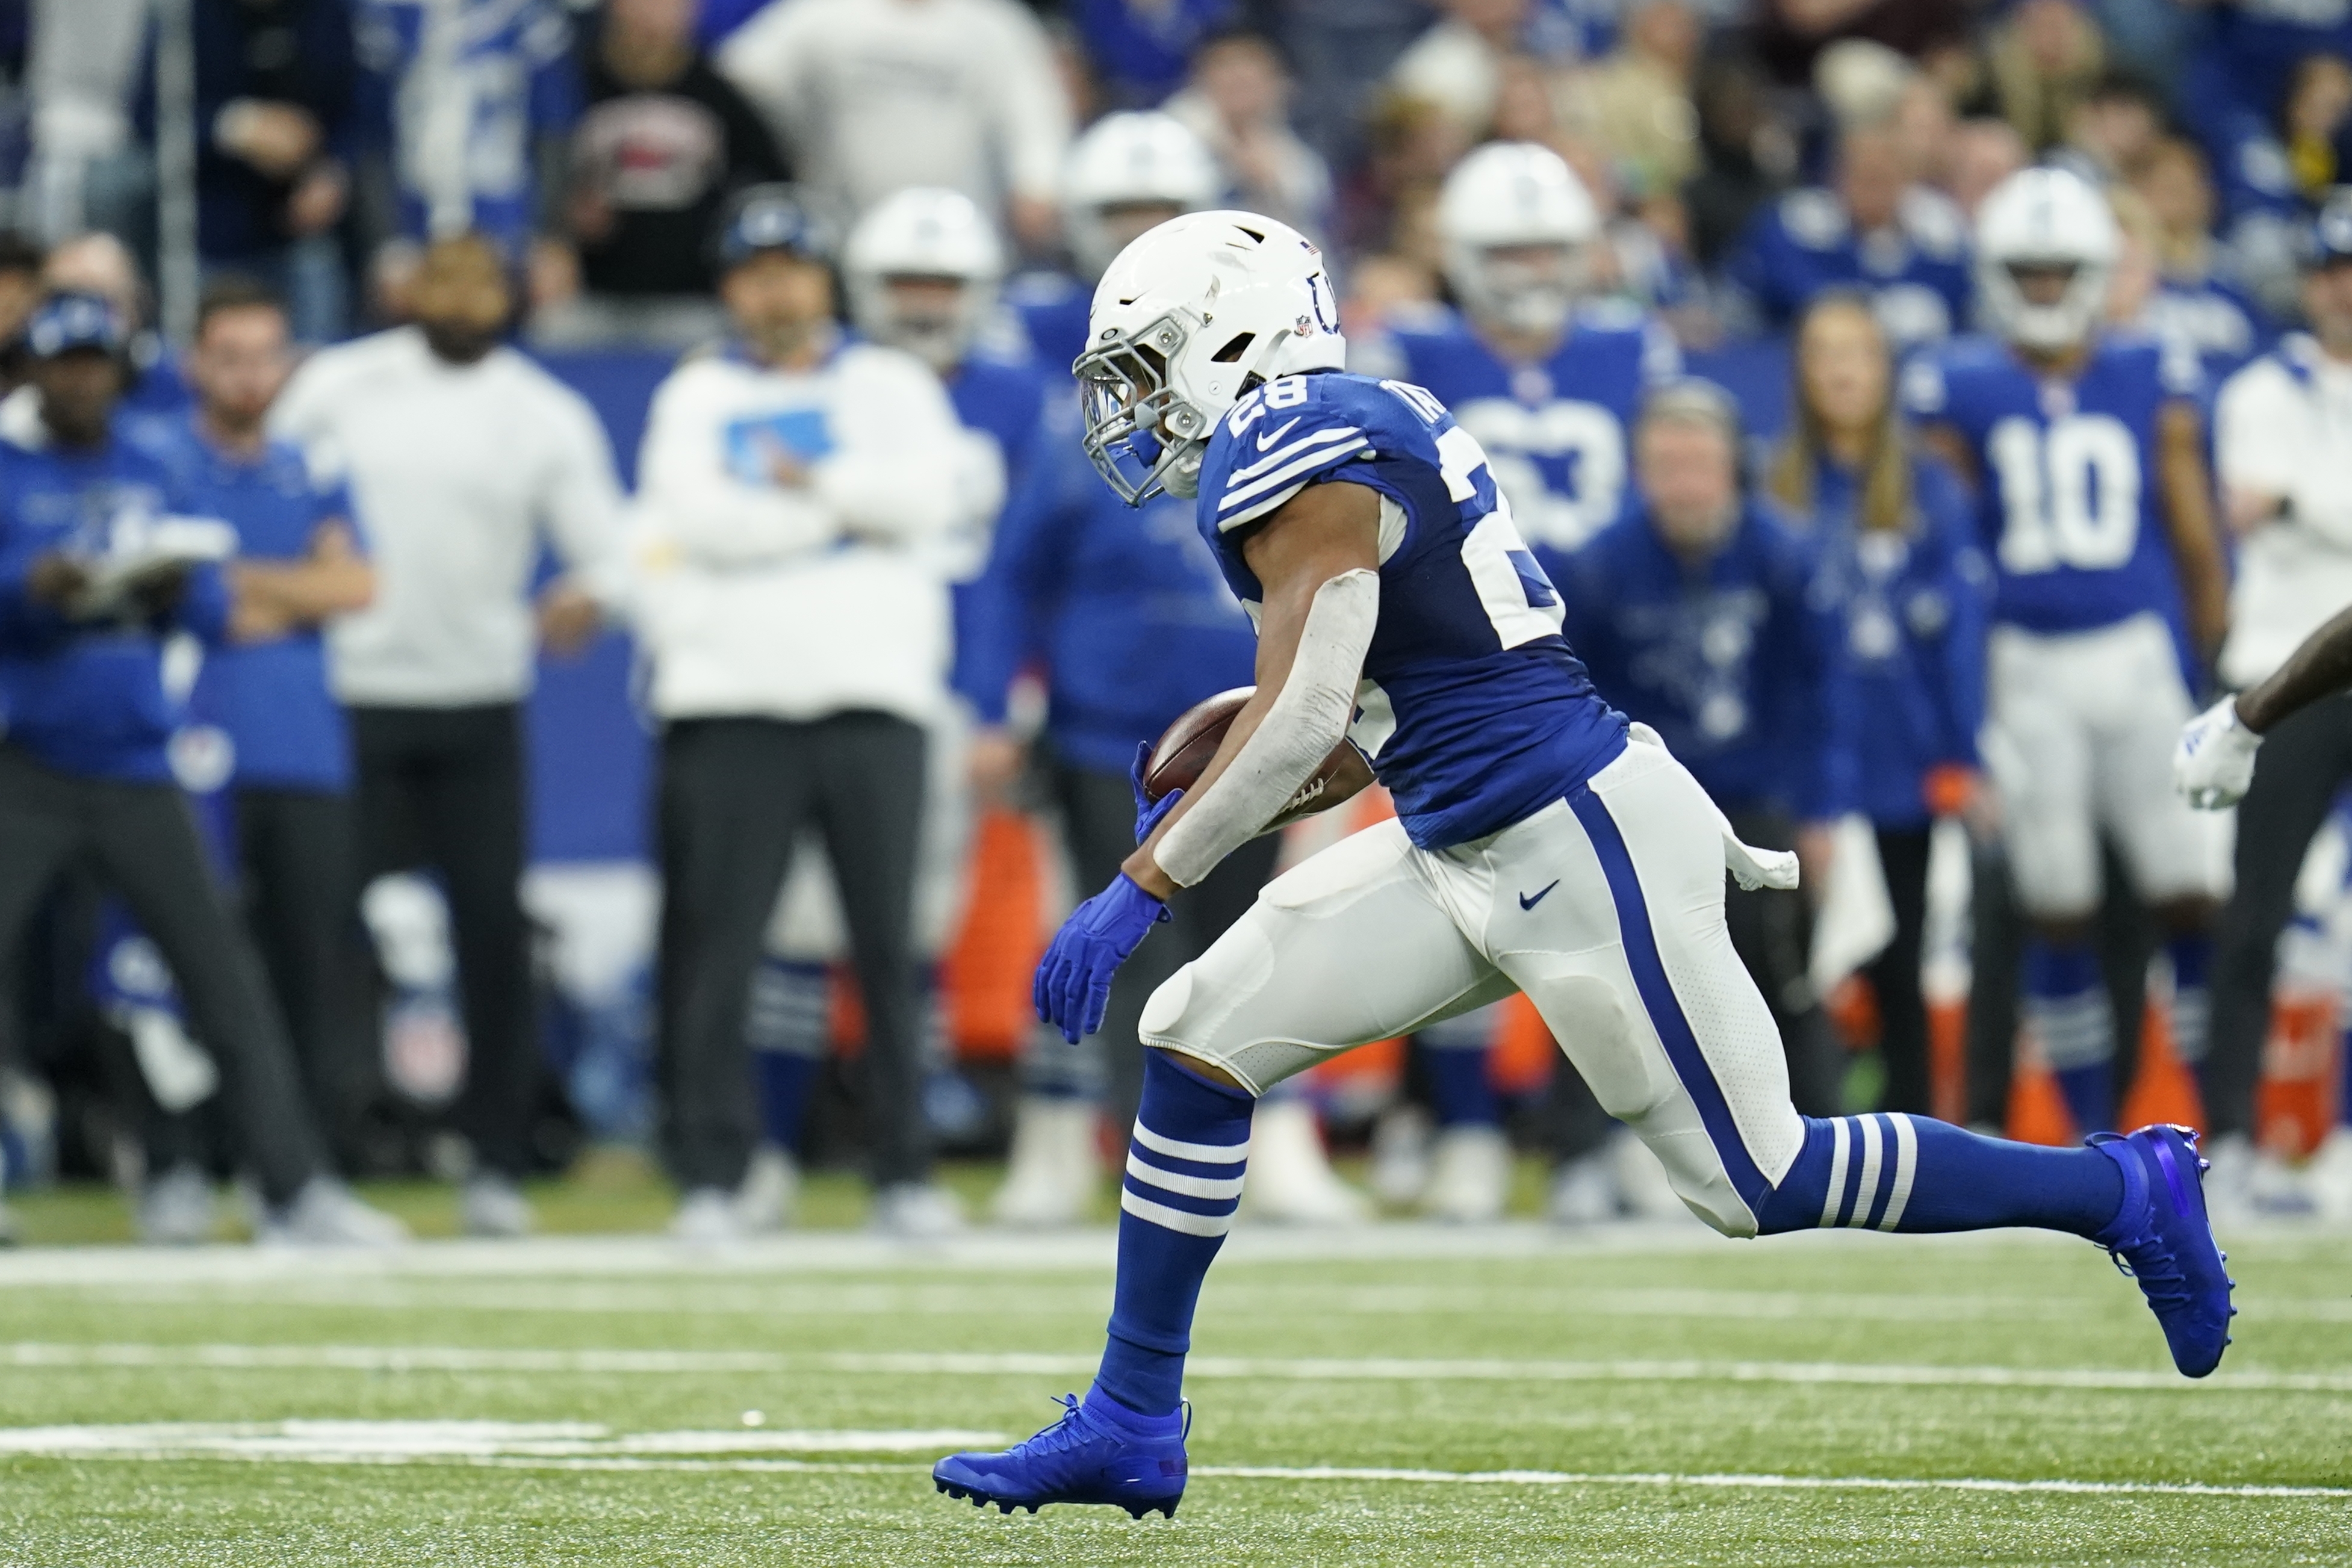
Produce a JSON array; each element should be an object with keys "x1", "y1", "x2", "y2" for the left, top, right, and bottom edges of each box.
[
  {"x1": 1518, "y1": 880, "x2": 1560, "y2": 911},
  {"x1": 1256, "y1": 417, "x2": 1301, "y2": 451}
]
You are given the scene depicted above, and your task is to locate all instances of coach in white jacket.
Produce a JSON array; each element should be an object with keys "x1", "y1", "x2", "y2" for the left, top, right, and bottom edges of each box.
[{"x1": 632, "y1": 187, "x2": 967, "y2": 1240}]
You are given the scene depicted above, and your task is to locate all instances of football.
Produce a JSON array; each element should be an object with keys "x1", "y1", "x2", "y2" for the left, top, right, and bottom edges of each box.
[{"x1": 1141, "y1": 686, "x2": 1373, "y2": 830}]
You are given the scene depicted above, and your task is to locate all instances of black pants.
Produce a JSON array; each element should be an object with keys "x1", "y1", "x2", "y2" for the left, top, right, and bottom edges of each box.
[
  {"x1": 1869, "y1": 826, "x2": 1934, "y2": 1115},
  {"x1": 657, "y1": 713, "x2": 929, "y2": 1191},
  {"x1": 1052, "y1": 758, "x2": 1284, "y2": 1131},
  {"x1": 350, "y1": 704, "x2": 535, "y2": 1178},
  {"x1": 233, "y1": 787, "x2": 370, "y2": 1167},
  {"x1": 0, "y1": 745, "x2": 323, "y2": 1202},
  {"x1": 1723, "y1": 807, "x2": 1846, "y2": 1118},
  {"x1": 2208, "y1": 693, "x2": 2352, "y2": 1139}
]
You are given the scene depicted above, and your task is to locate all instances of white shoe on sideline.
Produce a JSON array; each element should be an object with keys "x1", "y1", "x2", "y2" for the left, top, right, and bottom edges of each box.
[
  {"x1": 871, "y1": 1182, "x2": 968, "y2": 1241},
  {"x1": 1547, "y1": 1147, "x2": 1620, "y2": 1227},
  {"x1": 258, "y1": 1177, "x2": 408, "y2": 1248},
  {"x1": 2203, "y1": 1132, "x2": 2314, "y2": 1227},
  {"x1": 737, "y1": 1145, "x2": 800, "y2": 1235},
  {"x1": 1239, "y1": 1099, "x2": 1368, "y2": 1225},
  {"x1": 138, "y1": 1164, "x2": 217, "y2": 1246},
  {"x1": 460, "y1": 1173, "x2": 533, "y2": 1238},
  {"x1": 991, "y1": 1098, "x2": 1099, "y2": 1228},
  {"x1": 1421, "y1": 1124, "x2": 1511, "y2": 1223},
  {"x1": 1609, "y1": 1129, "x2": 1695, "y2": 1224},
  {"x1": 1368, "y1": 1105, "x2": 1433, "y2": 1207},
  {"x1": 2304, "y1": 1127, "x2": 2352, "y2": 1224},
  {"x1": 669, "y1": 1186, "x2": 746, "y2": 1247}
]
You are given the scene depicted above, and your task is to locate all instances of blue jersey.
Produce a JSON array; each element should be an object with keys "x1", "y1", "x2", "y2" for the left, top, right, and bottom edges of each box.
[
  {"x1": 1727, "y1": 186, "x2": 1972, "y2": 351},
  {"x1": 1007, "y1": 271, "x2": 1093, "y2": 380},
  {"x1": 1194, "y1": 370, "x2": 1627, "y2": 849},
  {"x1": 1901, "y1": 332, "x2": 2203, "y2": 637},
  {"x1": 2142, "y1": 275, "x2": 2272, "y2": 382},
  {"x1": 0, "y1": 424, "x2": 230, "y2": 783},
  {"x1": 942, "y1": 350, "x2": 1052, "y2": 695},
  {"x1": 146, "y1": 417, "x2": 359, "y2": 793},
  {"x1": 1358, "y1": 301, "x2": 1678, "y2": 566}
]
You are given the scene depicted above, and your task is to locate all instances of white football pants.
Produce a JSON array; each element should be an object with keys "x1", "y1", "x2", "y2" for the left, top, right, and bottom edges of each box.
[{"x1": 1138, "y1": 733, "x2": 1807, "y2": 1236}]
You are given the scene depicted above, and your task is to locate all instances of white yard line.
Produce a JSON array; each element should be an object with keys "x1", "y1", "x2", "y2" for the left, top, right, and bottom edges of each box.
[{"x1": 6, "y1": 1340, "x2": 2347, "y2": 1393}]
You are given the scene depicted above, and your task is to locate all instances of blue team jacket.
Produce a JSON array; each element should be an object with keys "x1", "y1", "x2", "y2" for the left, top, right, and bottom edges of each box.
[
  {"x1": 957, "y1": 399, "x2": 1257, "y2": 774},
  {"x1": 1559, "y1": 497, "x2": 1842, "y2": 820},
  {"x1": 0, "y1": 423, "x2": 230, "y2": 783},
  {"x1": 1803, "y1": 453, "x2": 1988, "y2": 829}
]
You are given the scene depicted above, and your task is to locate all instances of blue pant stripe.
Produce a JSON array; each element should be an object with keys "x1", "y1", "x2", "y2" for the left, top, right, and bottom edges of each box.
[{"x1": 1568, "y1": 784, "x2": 1769, "y2": 1209}]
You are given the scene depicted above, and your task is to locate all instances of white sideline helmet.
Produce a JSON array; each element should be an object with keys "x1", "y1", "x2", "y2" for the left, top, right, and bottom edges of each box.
[
  {"x1": 1063, "y1": 111, "x2": 1223, "y2": 281},
  {"x1": 1438, "y1": 141, "x2": 1600, "y2": 338},
  {"x1": 1975, "y1": 166, "x2": 2118, "y2": 353},
  {"x1": 1075, "y1": 209, "x2": 1345, "y2": 505},
  {"x1": 843, "y1": 187, "x2": 1004, "y2": 371}
]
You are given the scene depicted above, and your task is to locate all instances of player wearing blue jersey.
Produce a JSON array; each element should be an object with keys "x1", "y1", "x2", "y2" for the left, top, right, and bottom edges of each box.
[
  {"x1": 1908, "y1": 167, "x2": 2233, "y2": 1138},
  {"x1": 930, "y1": 211, "x2": 2234, "y2": 1519},
  {"x1": 1350, "y1": 141, "x2": 1679, "y2": 1219}
]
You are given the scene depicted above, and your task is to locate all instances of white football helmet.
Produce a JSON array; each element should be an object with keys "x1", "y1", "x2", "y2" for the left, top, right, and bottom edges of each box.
[
  {"x1": 1074, "y1": 210, "x2": 1345, "y2": 505},
  {"x1": 1438, "y1": 141, "x2": 1600, "y2": 338},
  {"x1": 842, "y1": 187, "x2": 1004, "y2": 371},
  {"x1": 1975, "y1": 166, "x2": 2118, "y2": 352},
  {"x1": 1063, "y1": 111, "x2": 1223, "y2": 281}
]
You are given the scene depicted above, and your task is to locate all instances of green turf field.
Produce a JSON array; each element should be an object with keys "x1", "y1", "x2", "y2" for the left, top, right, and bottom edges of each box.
[{"x1": 0, "y1": 1170, "x2": 2346, "y2": 1566}]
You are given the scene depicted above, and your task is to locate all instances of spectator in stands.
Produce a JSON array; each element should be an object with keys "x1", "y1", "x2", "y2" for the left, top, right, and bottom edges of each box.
[
  {"x1": 2049, "y1": 69, "x2": 2164, "y2": 193},
  {"x1": 719, "y1": 0, "x2": 1072, "y2": 256},
  {"x1": 178, "y1": 0, "x2": 358, "y2": 342},
  {"x1": 1386, "y1": 0, "x2": 1541, "y2": 141},
  {"x1": 542, "y1": 0, "x2": 788, "y2": 350},
  {"x1": 630, "y1": 189, "x2": 969, "y2": 1242},
  {"x1": 1753, "y1": 0, "x2": 1976, "y2": 87},
  {"x1": 1944, "y1": 116, "x2": 2028, "y2": 220},
  {"x1": 0, "y1": 232, "x2": 47, "y2": 396},
  {"x1": 1164, "y1": 30, "x2": 1332, "y2": 245},
  {"x1": 353, "y1": 0, "x2": 582, "y2": 315},
  {"x1": 42, "y1": 234, "x2": 190, "y2": 443},
  {"x1": 2130, "y1": 135, "x2": 2270, "y2": 380},
  {"x1": 1725, "y1": 119, "x2": 1971, "y2": 351},
  {"x1": 1681, "y1": 49, "x2": 1795, "y2": 270},
  {"x1": 1974, "y1": 0, "x2": 2106, "y2": 152},
  {"x1": 2203, "y1": 193, "x2": 2352, "y2": 1218},
  {"x1": 271, "y1": 234, "x2": 626, "y2": 1237},
  {"x1": 1580, "y1": 1, "x2": 1704, "y2": 202},
  {"x1": 0, "y1": 293, "x2": 402, "y2": 1247},
  {"x1": 1558, "y1": 381, "x2": 1847, "y2": 1118},
  {"x1": 2214, "y1": 51, "x2": 2352, "y2": 318},
  {"x1": 152, "y1": 278, "x2": 378, "y2": 1181},
  {"x1": 1767, "y1": 293, "x2": 1985, "y2": 1117},
  {"x1": 1079, "y1": 0, "x2": 1240, "y2": 110},
  {"x1": 1009, "y1": 110, "x2": 1218, "y2": 375}
]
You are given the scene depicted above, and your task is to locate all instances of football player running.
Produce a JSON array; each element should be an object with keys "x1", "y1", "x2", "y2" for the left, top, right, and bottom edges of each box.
[
  {"x1": 931, "y1": 210, "x2": 2234, "y2": 1520},
  {"x1": 1907, "y1": 167, "x2": 2233, "y2": 1136}
]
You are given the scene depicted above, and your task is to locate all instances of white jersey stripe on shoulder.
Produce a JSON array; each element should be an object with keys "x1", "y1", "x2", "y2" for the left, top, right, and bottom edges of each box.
[
  {"x1": 1876, "y1": 1114, "x2": 1919, "y2": 1232},
  {"x1": 1131, "y1": 1121, "x2": 1249, "y2": 1166},
  {"x1": 1220, "y1": 437, "x2": 1373, "y2": 515},
  {"x1": 1820, "y1": 1117, "x2": 1851, "y2": 1228},
  {"x1": 1226, "y1": 423, "x2": 1357, "y2": 485},
  {"x1": 1120, "y1": 1189, "x2": 1235, "y2": 1238},
  {"x1": 1851, "y1": 1114, "x2": 1884, "y2": 1228}
]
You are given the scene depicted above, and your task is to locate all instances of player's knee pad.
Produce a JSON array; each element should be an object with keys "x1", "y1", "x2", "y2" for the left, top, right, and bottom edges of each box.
[{"x1": 1136, "y1": 961, "x2": 1321, "y2": 1097}]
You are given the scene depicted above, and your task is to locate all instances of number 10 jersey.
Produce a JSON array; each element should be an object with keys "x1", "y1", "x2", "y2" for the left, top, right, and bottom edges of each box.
[{"x1": 1901, "y1": 330, "x2": 2205, "y2": 636}]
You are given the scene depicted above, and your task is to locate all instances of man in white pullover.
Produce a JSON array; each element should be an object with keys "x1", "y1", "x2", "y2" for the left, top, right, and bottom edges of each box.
[
  {"x1": 271, "y1": 235, "x2": 628, "y2": 1237},
  {"x1": 631, "y1": 186, "x2": 969, "y2": 1239}
]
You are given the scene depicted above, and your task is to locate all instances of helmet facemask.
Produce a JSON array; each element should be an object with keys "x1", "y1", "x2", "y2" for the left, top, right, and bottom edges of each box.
[
  {"x1": 1982, "y1": 255, "x2": 2110, "y2": 352},
  {"x1": 1075, "y1": 312, "x2": 1212, "y2": 504},
  {"x1": 1453, "y1": 240, "x2": 1585, "y2": 338},
  {"x1": 854, "y1": 272, "x2": 991, "y2": 372}
]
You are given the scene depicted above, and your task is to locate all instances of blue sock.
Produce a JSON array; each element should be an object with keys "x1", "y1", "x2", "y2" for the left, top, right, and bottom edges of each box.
[
  {"x1": 1419, "y1": 1011, "x2": 1500, "y2": 1129},
  {"x1": 1754, "y1": 1113, "x2": 2124, "y2": 1238},
  {"x1": 746, "y1": 958, "x2": 830, "y2": 1153},
  {"x1": 1094, "y1": 1050, "x2": 1253, "y2": 1418},
  {"x1": 2023, "y1": 938, "x2": 2114, "y2": 1133},
  {"x1": 2165, "y1": 934, "x2": 2213, "y2": 1100}
]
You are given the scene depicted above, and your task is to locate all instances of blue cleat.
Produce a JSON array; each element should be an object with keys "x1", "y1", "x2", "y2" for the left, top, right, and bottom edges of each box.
[
  {"x1": 932, "y1": 1389, "x2": 1187, "y2": 1519},
  {"x1": 2089, "y1": 1124, "x2": 2237, "y2": 1378}
]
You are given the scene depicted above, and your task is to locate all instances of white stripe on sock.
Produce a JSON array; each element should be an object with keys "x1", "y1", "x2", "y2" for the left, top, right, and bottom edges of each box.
[
  {"x1": 2028, "y1": 991, "x2": 2114, "y2": 1073},
  {"x1": 1131, "y1": 1122, "x2": 1249, "y2": 1166},
  {"x1": 1120, "y1": 1188, "x2": 1235, "y2": 1238},
  {"x1": 1126, "y1": 1151, "x2": 1246, "y2": 1202},
  {"x1": 1820, "y1": 1118, "x2": 1851, "y2": 1228},
  {"x1": 1850, "y1": 1117, "x2": 1884, "y2": 1229},
  {"x1": 1876, "y1": 1115, "x2": 1919, "y2": 1232}
]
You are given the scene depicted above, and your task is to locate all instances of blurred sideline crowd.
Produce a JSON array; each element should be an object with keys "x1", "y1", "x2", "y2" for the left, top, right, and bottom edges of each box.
[{"x1": 5, "y1": 0, "x2": 2352, "y2": 1248}]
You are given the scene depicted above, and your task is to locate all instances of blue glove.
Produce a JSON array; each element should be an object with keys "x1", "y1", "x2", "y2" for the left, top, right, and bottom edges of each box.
[
  {"x1": 1034, "y1": 872, "x2": 1169, "y2": 1043},
  {"x1": 1129, "y1": 739, "x2": 1183, "y2": 844}
]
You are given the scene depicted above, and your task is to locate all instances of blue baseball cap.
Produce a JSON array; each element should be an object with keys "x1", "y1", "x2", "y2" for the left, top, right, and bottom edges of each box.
[
  {"x1": 2310, "y1": 189, "x2": 2352, "y2": 268},
  {"x1": 715, "y1": 185, "x2": 836, "y2": 271},
  {"x1": 24, "y1": 291, "x2": 127, "y2": 358}
]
